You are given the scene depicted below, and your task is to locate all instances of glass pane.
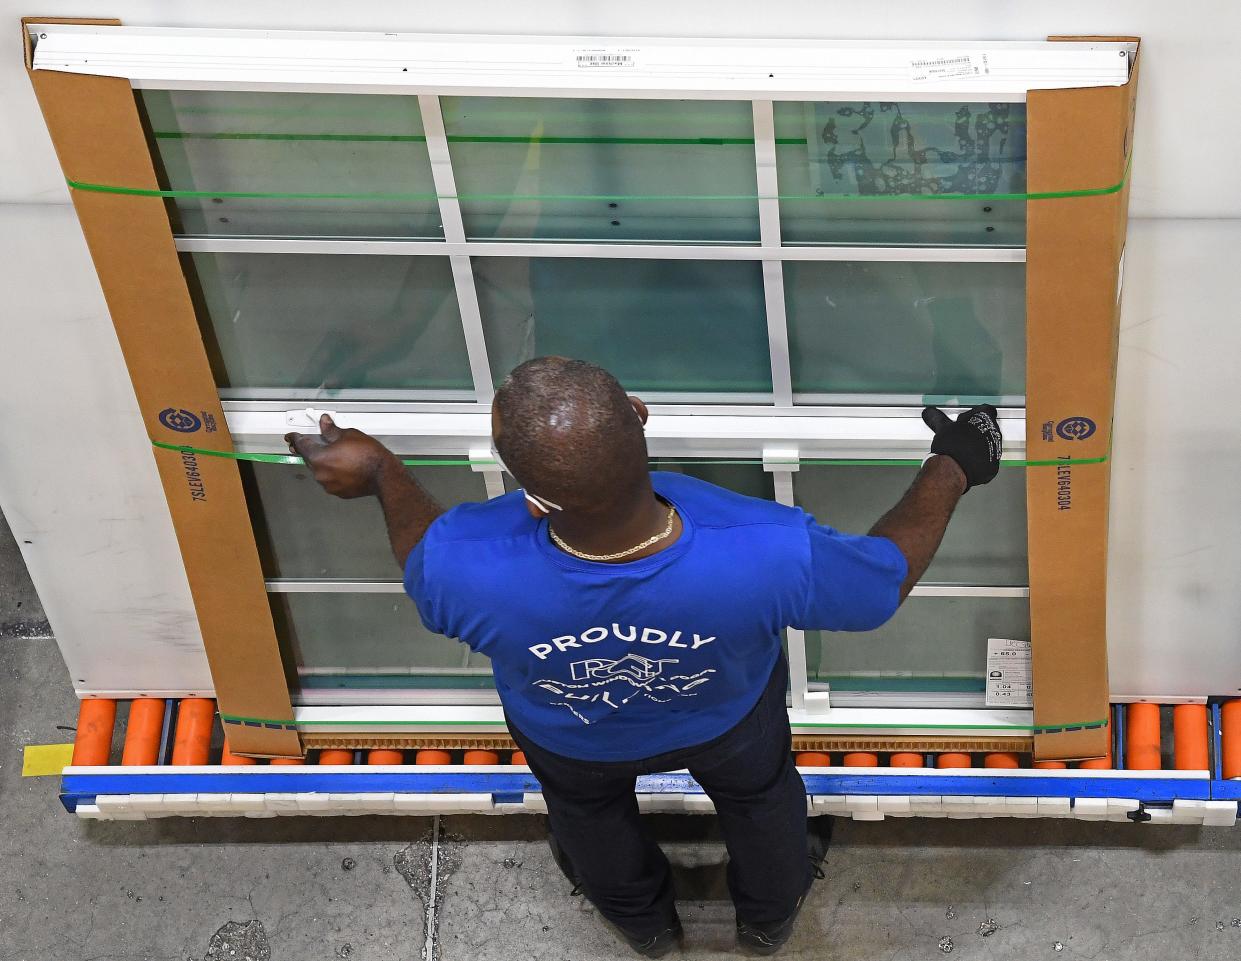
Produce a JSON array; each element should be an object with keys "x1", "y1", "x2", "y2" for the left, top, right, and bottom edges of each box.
[
  {"x1": 442, "y1": 97, "x2": 759, "y2": 243},
  {"x1": 794, "y1": 464, "x2": 1027, "y2": 586},
  {"x1": 474, "y1": 258, "x2": 772, "y2": 393},
  {"x1": 774, "y1": 101, "x2": 1026, "y2": 246},
  {"x1": 185, "y1": 253, "x2": 472, "y2": 395},
  {"x1": 806, "y1": 596, "x2": 1029, "y2": 686},
  {"x1": 651, "y1": 460, "x2": 774, "y2": 500},
  {"x1": 139, "y1": 90, "x2": 442, "y2": 238},
  {"x1": 783, "y1": 260, "x2": 1025, "y2": 402},
  {"x1": 243, "y1": 461, "x2": 489, "y2": 579},
  {"x1": 272, "y1": 592, "x2": 491, "y2": 678}
]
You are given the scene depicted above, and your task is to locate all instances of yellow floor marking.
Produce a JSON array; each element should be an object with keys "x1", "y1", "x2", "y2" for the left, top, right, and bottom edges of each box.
[{"x1": 22, "y1": 743, "x2": 75, "y2": 777}]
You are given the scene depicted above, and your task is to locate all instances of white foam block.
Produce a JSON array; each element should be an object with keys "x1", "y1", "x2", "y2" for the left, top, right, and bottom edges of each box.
[
  {"x1": 638, "y1": 794, "x2": 685, "y2": 813},
  {"x1": 159, "y1": 793, "x2": 203, "y2": 813},
  {"x1": 93, "y1": 796, "x2": 147, "y2": 820},
  {"x1": 263, "y1": 793, "x2": 303, "y2": 814},
  {"x1": 1073, "y1": 797, "x2": 1109, "y2": 817},
  {"x1": 224, "y1": 793, "x2": 269, "y2": 813},
  {"x1": 1037, "y1": 797, "x2": 1071, "y2": 816},
  {"x1": 391, "y1": 793, "x2": 494, "y2": 814},
  {"x1": 972, "y1": 797, "x2": 1008, "y2": 816},
  {"x1": 124, "y1": 793, "x2": 170, "y2": 813},
  {"x1": 93, "y1": 794, "x2": 135, "y2": 812},
  {"x1": 1171, "y1": 799, "x2": 1207, "y2": 825},
  {"x1": 294, "y1": 792, "x2": 335, "y2": 812},
  {"x1": 1202, "y1": 801, "x2": 1239, "y2": 827},
  {"x1": 1003, "y1": 798, "x2": 1039, "y2": 816},
  {"x1": 349, "y1": 792, "x2": 397, "y2": 811}
]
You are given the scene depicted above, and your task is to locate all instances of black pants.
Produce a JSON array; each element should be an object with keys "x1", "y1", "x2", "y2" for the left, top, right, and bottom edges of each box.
[{"x1": 509, "y1": 657, "x2": 811, "y2": 939}]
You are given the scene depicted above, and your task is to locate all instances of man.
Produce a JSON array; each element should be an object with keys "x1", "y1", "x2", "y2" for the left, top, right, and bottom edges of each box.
[{"x1": 287, "y1": 356, "x2": 1002, "y2": 957}]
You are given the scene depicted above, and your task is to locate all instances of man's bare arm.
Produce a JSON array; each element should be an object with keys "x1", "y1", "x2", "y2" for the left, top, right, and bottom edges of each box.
[
  {"x1": 871, "y1": 405, "x2": 1004, "y2": 603},
  {"x1": 286, "y1": 414, "x2": 443, "y2": 569},
  {"x1": 870, "y1": 455, "x2": 966, "y2": 601},
  {"x1": 371, "y1": 456, "x2": 444, "y2": 568}
]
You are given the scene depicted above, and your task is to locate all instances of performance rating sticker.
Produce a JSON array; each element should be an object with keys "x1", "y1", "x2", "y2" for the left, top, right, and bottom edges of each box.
[{"x1": 985, "y1": 637, "x2": 1032, "y2": 707}]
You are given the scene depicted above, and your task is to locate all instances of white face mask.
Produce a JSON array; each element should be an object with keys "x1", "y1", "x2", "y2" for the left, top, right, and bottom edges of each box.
[{"x1": 523, "y1": 491, "x2": 563, "y2": 513}]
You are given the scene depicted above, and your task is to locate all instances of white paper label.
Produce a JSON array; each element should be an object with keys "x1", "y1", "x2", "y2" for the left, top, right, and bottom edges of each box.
[
  {"x1": 910, "y1": 53, "x2": 990, "y2": 82},
  {"x1": 985, "y1": 637, "x2": 1032, "y2": 707},
  {"x1": 571, "y1": 47, "x2": 641, "y2": 69}
]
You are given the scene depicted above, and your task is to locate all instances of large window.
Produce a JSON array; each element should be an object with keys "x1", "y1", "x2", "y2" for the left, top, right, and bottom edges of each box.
[{"x1": 142, "y1": 84, "x2": 1040, "y2": 719}]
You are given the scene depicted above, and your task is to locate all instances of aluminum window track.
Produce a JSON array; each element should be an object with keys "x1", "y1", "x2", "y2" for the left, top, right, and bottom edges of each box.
[
  {"x1": 174, "y1": 238, "x2": 1027, "y2": 263},
  {"x1": 28, "y1": 25, "x2": 1134, "y2": 99},
  {"x1": 288, "y1": 703, "x2": 1038, "y2": 737},
  {"x1": 227, "y1": 408, "x2": 1028, "y2": 460}
]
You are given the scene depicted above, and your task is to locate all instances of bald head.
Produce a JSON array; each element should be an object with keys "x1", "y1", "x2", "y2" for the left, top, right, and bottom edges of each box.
[{"x1": 493, "y1": 357, "x2": 649, "y2": 513}]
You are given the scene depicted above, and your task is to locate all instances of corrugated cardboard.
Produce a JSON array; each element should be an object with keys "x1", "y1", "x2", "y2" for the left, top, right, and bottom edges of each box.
[
  {"x1": 1026, "y1": 38, "x2": 1139, "y2": 760},
  {"x1": 23, "y1": 19, "x2": 301, "y2": 757}
]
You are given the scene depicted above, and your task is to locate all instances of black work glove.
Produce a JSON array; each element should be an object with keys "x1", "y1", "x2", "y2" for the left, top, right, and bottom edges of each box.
[{"x1": 921, "y1": 405, "x2": 1002, "y2": 492}]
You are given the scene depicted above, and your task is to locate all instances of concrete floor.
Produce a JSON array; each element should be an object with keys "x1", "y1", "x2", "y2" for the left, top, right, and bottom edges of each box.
[{"x1": 4, "y1": 512, "x2": 1241, "y2": 961}]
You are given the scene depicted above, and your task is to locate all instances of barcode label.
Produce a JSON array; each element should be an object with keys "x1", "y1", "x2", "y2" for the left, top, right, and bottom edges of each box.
[
  {"x1": 910, "y1": 53, "x2": 990, "y2": 82},
  {"x1": 572, "y1": 47, "x2": 640, "y2": 69}
]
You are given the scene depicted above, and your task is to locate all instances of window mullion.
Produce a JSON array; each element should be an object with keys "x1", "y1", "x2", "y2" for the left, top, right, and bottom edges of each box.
[
  {"x1": 752, "y1": 99, "x2": 794, "y2": 407},
  {"x1": 417, "y1": 93, "x2": 495, "y2": 404},
  {"x1": 768, "y1": 459, "x2": 811, "y2": 710}
]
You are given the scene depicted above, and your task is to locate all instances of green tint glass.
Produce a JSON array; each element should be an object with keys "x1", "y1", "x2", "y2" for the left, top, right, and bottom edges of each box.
[
  {"x1": 242, "y1": 461, "x2": 488, "y2": 580},
  {"x1": 271, "y1": 593, "x2": 491, "y2": 678},
  {"x1": 783, "y1": 260, "x2": 1025, "y2": 402},
  {"x1": 794, "y1": 465, "x2": 1028, "y2": 586},
  {"x1": 185, "y1": 253, "x2": 472, "y2": 394},
  {"x1": 473, "y1": 258, "x2": 773, "y2": 394},
  {"x1": 773, "y1": 101, "x2": 1027, "y2": 246},
  {"x1": 650, "y1": 460, "x2": 775, "y2": 500},
  {"x1": 441, "y1": 97, "x2": 760, "y2": 243},
  {"x1": 139, "y1": 90, "x2": 442, "y2": 238},
  {"x1": 805, "y1": 596, "x2": 1029, "y2": 685}
]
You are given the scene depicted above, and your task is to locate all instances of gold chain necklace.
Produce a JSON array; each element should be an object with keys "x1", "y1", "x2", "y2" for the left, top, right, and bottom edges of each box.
[{"x1": 549, "y1": 503, "x2": 678, "y2": 562}]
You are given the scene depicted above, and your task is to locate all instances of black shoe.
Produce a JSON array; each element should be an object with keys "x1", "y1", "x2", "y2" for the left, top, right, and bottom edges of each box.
[
  {"x1": 736, "y1": 891, "x2": 808, "y2": 957},
  {"x1": 548, "y1": 834, "x2": 584, "y2": 896},
  {"x1": 807, "y1": 814, "x2": 834, "y2": 877},
  {"x1": 735, "y1": 818, "x2": 830, "y2": 956},
  {"x1": 616, "y1": 921, "x2": 684, "y2": 959},
  {"x1": 549, "y1": 835, "x2": 683, "y2": 957}
]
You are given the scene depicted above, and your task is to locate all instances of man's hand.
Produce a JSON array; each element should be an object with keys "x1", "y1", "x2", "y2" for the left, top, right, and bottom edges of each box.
[
  {"x1": 285, "y1": 414, "x2": 400, "y2": 499},
  {"x1": 921, "y1": 405, "x2": 1003, "y2": 493}
]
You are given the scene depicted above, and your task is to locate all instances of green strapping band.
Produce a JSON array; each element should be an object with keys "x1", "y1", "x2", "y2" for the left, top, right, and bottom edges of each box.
[
  {"x1": 152, "y1": 440, "x2": 1107, "y2": 470},
  {"x1": 219, "y1": 712, "x2": 1107, "y2": 732},
  {"x1": 66, "y1": 156, "x2": 1128, "y2": 204},
  {"x1": 153, "y1": 131, "x2": 790, "y2": 146}
]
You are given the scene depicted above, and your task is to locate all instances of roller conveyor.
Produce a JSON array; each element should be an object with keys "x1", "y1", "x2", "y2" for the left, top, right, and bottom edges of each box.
[{"x1": 60, "y1": 698, "x2": 1241, "y2": 826}]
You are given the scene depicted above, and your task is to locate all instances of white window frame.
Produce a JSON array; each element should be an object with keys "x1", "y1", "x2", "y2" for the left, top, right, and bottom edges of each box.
[{"x1": 30, "y1": 26, "x2": 1134, "y2": 736}]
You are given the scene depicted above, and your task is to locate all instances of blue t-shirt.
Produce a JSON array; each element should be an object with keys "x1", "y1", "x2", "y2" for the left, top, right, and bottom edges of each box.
[{"x1": 404, "y1": 472, "x2": 907, "y2": 762}]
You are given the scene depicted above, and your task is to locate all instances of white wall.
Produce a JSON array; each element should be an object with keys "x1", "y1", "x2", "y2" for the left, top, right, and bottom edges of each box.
[{"x1": 1, "y1": 0, "x2": 1238, "y2": 696}]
